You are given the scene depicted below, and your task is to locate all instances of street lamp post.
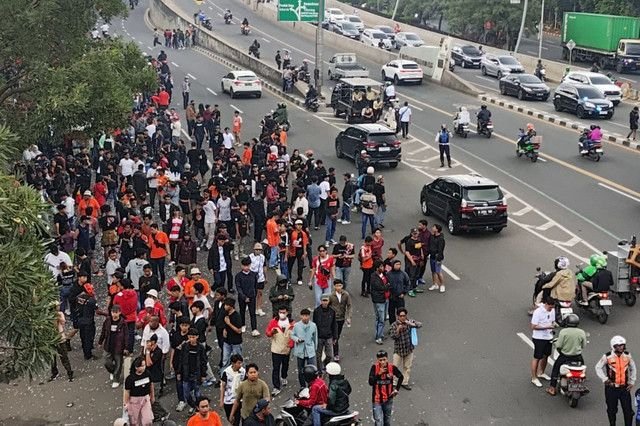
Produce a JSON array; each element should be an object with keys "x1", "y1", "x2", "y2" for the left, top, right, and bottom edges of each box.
[
  {"x1": 315, "y1": 0, "x2": 324, "y2": 96},
  {"x1": 538, "y1": 0, "x2": 545, "y2": 59},
  {"x1": 513, "y1": 0, "x2": 528, "y2": 54}
]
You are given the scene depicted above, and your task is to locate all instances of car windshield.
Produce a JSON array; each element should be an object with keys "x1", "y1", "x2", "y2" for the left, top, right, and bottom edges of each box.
[
  {"x1": 367, "y1": 133, "x2": 397, "y2": 143},
  {"x1": 372, "y1": 33, "x2": 388, "y2": 39},
  {"x1": 626, "y1": 43, "x2": 640, "y2": 55},
  {"x1": 348, "y1": 16, "x2": 362, "y2": 23},
  {"x1": 377, "y1": 26, "x2": 393, "y2": 33},
  {"x1": 518, "y1": 75, "x2": 541, "y2": 84},
  {"x1": 405, "y1": 34, "x2": 420, "y2": 41},
  {"x1": 577, "y1": 87, "x2": 604, "y2": 99},
  {"x1": 461, "y1": 46, "x2": 481, "y2": 55},
  {"x1": 402, "y1": 63, "x2": 419, "y2": 69},
  {"x1": 589, "y1": 75, "x2": 613, "y2": 85},
  {"x1": 341, "y1": 22, "x2": 356, "y2": 30},
  {"x1": 329, "y1": 9, "x2": 342, "y2": 15},
  {"x1": 237, "y1": 75, "x2": 257, "y2": 81},
  {"x1": 499, "y1": 56, "x2": 519, "y2": 65},
  {"x1": 464, "y1": 187, "x2": 501, "y2": 202}
]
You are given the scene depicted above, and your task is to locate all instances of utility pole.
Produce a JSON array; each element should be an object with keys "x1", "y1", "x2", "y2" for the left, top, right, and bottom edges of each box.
[
  {"x1": 514, "y1": 0, "x2": 528, "y2": 54},
  {"x1": 391, "y1": 0, "x2": 400, "y2": 21},
  {"x1": 314, "y1": 0, "x2": 324, "y2": 96},
  {"x1": 538, "y1": 0, "x2": 544, "y2": 59}
]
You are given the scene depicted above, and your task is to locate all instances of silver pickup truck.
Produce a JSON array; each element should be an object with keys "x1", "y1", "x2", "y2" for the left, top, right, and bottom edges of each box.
[{"x1": 327, "y1": 53, "x2": 369, "y2": 80}]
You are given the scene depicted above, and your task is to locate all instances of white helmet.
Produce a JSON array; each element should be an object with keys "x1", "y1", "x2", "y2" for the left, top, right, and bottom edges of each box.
[
  {"x1": 611, "y1": 335, "x2": 627, "y2": 350},
  {"x1": 326, "y1": 362, "x2": 341, "y2": 376},
  {"x1": 367, "y1": 166, "x2": 374, "y2": 174}
]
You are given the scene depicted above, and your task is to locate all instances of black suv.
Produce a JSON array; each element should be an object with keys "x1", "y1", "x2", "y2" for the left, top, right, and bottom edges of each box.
[
  {"x1": 420, "y1": 174, "x2": 507, "y2": 235},
  {"x1": 553, "y1": 83, "x2": 614, "y2": 119},
  {"x1": 335, "y1": 123, "x2": 401, "y2": 168}
]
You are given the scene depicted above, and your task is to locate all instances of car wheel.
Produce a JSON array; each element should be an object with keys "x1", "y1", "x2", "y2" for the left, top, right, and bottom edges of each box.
[
  {"x1": 576, "y1": 106, "x2": 586, "y2": 119},
  {"x1": 447, "y1": 214, "x2": 459, "y2": 235},
  {"x1": 481, "y1": 66, "x2": 487, "y2": 76},
  {"x1": 500, "y1": 84, "x2": 506, "y2": 95},
  {"x1": 221, "y1": 82, "x2": 226, "y2": 93},
  {"x1": 541, "y1": 95, "x2": 549, "y2": 102},
  {"x1": 335, "y1": 141, "x2": 344, "y2": 158},
  {"x1": 606, "y1": 111, "x2": 614, "y2": 119},
  {"x1": 517, "y1": 89, "x2": 525, "y2": 100},
  {"x1": 461, "y1": 60, "x2": 467, "y2": 69},
  {"x1": 492, "y1": 227, "x2": 504, "y2": 234},
  {"x1": 389, "y1": 162, "x2": 398, "y2": 168},
  {"x1": 553, "y1": 99, "x2": 563, "y2": 112},
  {"x1": 230, "y1": 88, "x2": 236, "y2": 99},
  {"x1": 256, "y1": 92, "x2": 261, "y2": 98},
  {"x1": 381, "y1": 71, "x2": 386, "y2": 81},
  {"x1": 497, "y1": 70, "x2": 503, "y2": 79},
  {"x1": 393, "y1": 75, "x2": 400, "y2": 85},
  {"x1": 420, "y1": 198, "x2": 431, "y2": 216}
]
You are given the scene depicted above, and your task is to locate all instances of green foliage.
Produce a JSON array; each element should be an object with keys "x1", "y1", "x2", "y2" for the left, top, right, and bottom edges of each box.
[{"x1": 0, "y1": 125, "x2": 58, "y2": 383}]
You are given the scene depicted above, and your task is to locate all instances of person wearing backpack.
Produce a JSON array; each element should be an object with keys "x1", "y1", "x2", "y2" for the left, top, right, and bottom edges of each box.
[{"x1": 435, "y1": 124, "x2": 452, "y2": 168}]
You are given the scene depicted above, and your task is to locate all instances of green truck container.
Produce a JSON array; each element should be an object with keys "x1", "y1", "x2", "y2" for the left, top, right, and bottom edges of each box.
[{"x1": 563, "y1": 12, "x2": 640, "y2": 52}]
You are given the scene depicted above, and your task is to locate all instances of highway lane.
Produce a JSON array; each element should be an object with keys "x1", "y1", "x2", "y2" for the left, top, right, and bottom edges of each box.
[{"x1": 116, "y1": 5, "x2": 640, "y2": 424}]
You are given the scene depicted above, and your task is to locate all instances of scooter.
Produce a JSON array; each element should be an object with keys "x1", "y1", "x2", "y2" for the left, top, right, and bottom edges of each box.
[
  {"x1": 477, "y1": 120, "x2": 493, "y2": 138},
  {"x1": 454, "y1": 122, "x2": 469, "y2": 138},
  {"x1": 305, "y1": 97, "x2": 319, "y2": 112},
  {"x1": 241, "y1": 24, "x2": 250, "y2": 35},
  {"x1": 224, "y1": 11, "x2": 233, "y2": 24},
  {"x1": 276, "y1": 398, "x2": 360, "y2": 426},
  {"x1": 516, "y1": 132, "x2": 540, "y2": 163},
  {"x1": 575, "y1": 288, "x2": 612, "y2": 324},
  {"x1": 578, "y1": 133, "x2": 604, "y2": 162},
  {"x1": 531, "y1": 268, "x2": 573, "y2": 323},
  {"x1": 557, "y1": 361, "x2": 589, "y2": 408},
  {"x1": 202, "y1": 18, "x2": 213, "y2": 31},
  {"x1": 535, "y1": 67, "x2": 546, "y2": 82}
]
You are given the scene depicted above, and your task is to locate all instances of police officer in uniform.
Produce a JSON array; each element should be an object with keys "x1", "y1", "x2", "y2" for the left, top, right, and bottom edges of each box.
[{"x1": 595, "y1": 335, "x2": 636, "y2": 426}]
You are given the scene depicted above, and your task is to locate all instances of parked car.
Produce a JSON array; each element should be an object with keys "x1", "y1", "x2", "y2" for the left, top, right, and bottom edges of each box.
[
  {"x1": 361, "y1": 28, "x2": 392, "y2": 50},
  {"x1": 381, "y1": 59, "x2": 423, "y2": 85},
  {"x1": 499, "y1": 73, "x2": 550, "y2": 101},
  {"x1": 481, "y1": 54, "x2": 525, "y2": 78},
  {"x1": 451, "y1": 45, "x2": 483, "y2": 68},
  {"x1": 373, "y1": 25, "x2": 396, "y2": 45},
  {"x1": 325, "y1": 8, "x2": 345, "y2": 24},
  {"x1": 335, "y1": 123, "x2": 401, "y2": 167},
  {"x1": 220, "y1": 70, "x2": 262, "y2": 98},
  {"x1": 344, "y1": 14, "x2": 364, "y2": 32},
  {"x1": 562, "y1": 71, "x2": 622, "y2": 105},
  {"x1": 333, "y1": 21, "x2": 360, "y2": 40},
  {"x1": 420, "y1": 174, "x2": 508, "y2": 235},
  {"x1": 553, "y1": 83, "x2": 614, "y2": 119},
  {"x1": 394, "y1": 32, "x2": 424, "y2": 48}
]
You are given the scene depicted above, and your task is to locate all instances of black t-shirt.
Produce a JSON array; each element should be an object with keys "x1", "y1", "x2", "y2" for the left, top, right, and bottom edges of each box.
[
  {"x1": 326, "y1": 196, "x2": 340, "y2": 216},
  {"x1": 170, "y1": 331, "x2": 188, "y2": 368},
  {"x1": 147, "y1": 346, "x2": 164, "y2": 383},
  {"x1": 139, "y1": 275, "x2": 160, "y2": 300},
  {"x1": 234, "y1": 211, "x2": 250, "y2": 237},
  {"x1": 125, "y1": 370, "x2": 152, "y2": 397},
  {"x1": 373, "y1": 183, "x2": 386, "y2": 206},
  {"x1": 400, "y1": 235, "x2": 423, "y2": 259},
  {"x1": 54, "y1": 212, "x2": 69, "y2": 236},
  {"x1": 332, "y1": 243, "x2": 353, "y2": 268},
  {"x1": 225, "y1": 311, "x2": 243, "y2": 345},
  {"x1": 99, "y1": 214, "x2": 118, "y2": 231}
]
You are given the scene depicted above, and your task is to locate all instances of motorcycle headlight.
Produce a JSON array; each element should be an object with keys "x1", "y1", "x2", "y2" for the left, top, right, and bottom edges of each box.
[{"x1": 584, "y1": 102, "x2": 595, "y2": 108}]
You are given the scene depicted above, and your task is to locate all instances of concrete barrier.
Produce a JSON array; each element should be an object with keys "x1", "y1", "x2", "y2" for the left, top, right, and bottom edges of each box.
[{"x1": 441, "y1": 70, "x2": 485, "y2": 97}]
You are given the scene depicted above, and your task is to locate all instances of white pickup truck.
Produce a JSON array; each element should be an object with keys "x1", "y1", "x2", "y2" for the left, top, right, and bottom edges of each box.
[{"x1": 327, "y1": 53, "x2": 369, "y2": 80}]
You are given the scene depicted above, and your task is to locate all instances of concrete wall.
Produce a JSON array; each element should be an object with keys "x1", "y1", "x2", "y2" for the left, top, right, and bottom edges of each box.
[{"x1": 440, "y1": 69, "x2": 484, "y2": 96}]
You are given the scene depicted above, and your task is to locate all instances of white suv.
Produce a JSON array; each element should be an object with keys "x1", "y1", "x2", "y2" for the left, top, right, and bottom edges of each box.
[
  {"x1": 562, "y1": 71, "x2": 622, "y2": 105},
  {"x1": 361, "y1": 28, "x2": 392, "y2": 50},
  {"x1": 381, "y1": 59, "x2": 423, "y2": 85},
  {"x1": 325, "y1": 8, "x2": 345, "y2": 24}
]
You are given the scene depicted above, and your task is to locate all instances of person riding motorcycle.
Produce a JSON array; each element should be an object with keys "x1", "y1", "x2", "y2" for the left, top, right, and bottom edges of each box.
[
  {"x1": 261, "y1": 113, "x2": 277, "y2": 136},
  {"x1": 224, "y1": 9, "x2": 232, "y2": 20},
  {"x1": 453, "y1": 106, "x2": 470, "y2": 133},
  {"x1": 517, "y1": 123, "x2": 537, "y2": 152},
  {"x1": 241, "y1": 17, "x2": 250, "y2": 33},
  {"x1": 250, "y1": 39, "x2": 260, "y2": 54},
  {"x1": 383, "y1": 81, "x2": 396, "y2": 103},
  {"x1": 540, "y1": 256, "x2": 576, "y2": 304},
  {"x1": 476, "y1": 104, "x2": 492, "y2": 132},
  {"x1": 579, "y1": 254, "x2": 613, "y2": 305},
  {"x1": 296, "y1": 365, "x2": 329, "y2": 411},
  {"x1": 535, "y1": 59, "x2": 546, "y2": 80},
  {"x1": 273, "y1": 103, "x2": 288, "y2": 126},
  {"x1": 305, "y1": 84, "x2": 318, "y2": 108},
  {"x1": 580, "y1": 125, "x2": 602, "y2": 153},
  {"x1": 311, "y1": 362, "x2": 352, "y2": 426},
  {"x1": 300, "y1": 59, "x2": 310, "y2": 74},
  {"x1": 547, "y1": 314, "x2": 587, "y2": 396},
  {"x1": 242, "y1": 17, "x2": 249, "y2": 26}
]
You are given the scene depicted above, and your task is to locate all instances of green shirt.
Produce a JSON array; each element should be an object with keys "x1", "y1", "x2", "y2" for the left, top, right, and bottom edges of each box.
[
  {"x1": 236, "y1": 378, "x2": 270, "y2": 419},
  {"x1": 556, "y1": 327, "x2": 587, "y2": 356}
]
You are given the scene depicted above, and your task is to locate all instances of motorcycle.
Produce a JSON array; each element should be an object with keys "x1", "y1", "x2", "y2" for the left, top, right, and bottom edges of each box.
[
  {"x1": 276, "y1": 398, "x2": 360, "y2": 426},
  {"x1": 477, "y1": 120, "x2": 493, "y2": 138},
  {"x1": 578, "y1": 132, "x2": 603, "y2": 162},
  {"x1": 224, "y1": 12, "x2": 233, "y2": 24},
  {"x1": 516, "y1": 132, "x2": 540, "y2": 163},
  {"x1": 202, "y1": 18, "x2": 213, "y2": 31},
  {"x1": 305, "y1": 97, "x2": 319, "y2": 112},
  {"x1": 575, "y1": 289, "x2": 611, "y2": 324},
  {"x1": 249, "y1": 45, "x2": 260, "y2": 59},
  {"x1": 454, "y1": 122, "x2": 469, "y2": 138},
  {"x1": 241, "y1": 24, "x2": 250, "y2": 35},
  {"x1": 297, "y1": 69, "x2": 311, "y2": 84},
  {"x1": 535, "y1": 67, "x2": 546, "y2": 82},
  {"x1": 557, "y1": 361, "x2": 589, "y2": 408}
]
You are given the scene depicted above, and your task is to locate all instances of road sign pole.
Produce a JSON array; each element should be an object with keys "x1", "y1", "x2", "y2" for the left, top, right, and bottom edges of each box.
[
  {"x1": 315, "y1": 0, "x2": 324, "y2": 96},
  {"x1": 538, "y1": 0, "x2": 544, "y2": 59}
]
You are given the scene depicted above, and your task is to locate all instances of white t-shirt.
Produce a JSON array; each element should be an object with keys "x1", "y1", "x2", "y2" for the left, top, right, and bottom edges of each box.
[
  {"x1": 531, "y1": 306, "x2": 555, "y2": 340},
  {"x1": 249, "y1": 253, "x2": 266, "y2": 283},
  {"x1": 319, "y1": 181, "x2": 331, "y2": 200},
  {"x1": 63, "y1": 197, "x2": 75, "y2": 219},
  {"x1": 146, "y1": 124, "x2": 157, "y2": 138},
  {"x1": 193, "y1": 294, "x2": 212, "y2": 320},
  {"x1": 221, "y1": 366, "x2": 246, "y2": 405},
  {"x1": 119, "y1": 158, "x2": 135, "y2": 177},
  {"x1": 219, "y1": 246, "x2": 227, "y2": 272},
  {"x1": 171, "y1": 121, "x2": 182, "y2": 138},
  {"x1": 141, "y1": 324, "x2": 170, "y2": 354},
  {"x1": 203, "y1": 200, "x2": 218, "y2": 224},
  {"x1": 222, "y1": 133, "x2": 234, "y2": 150},
  {"x1": 44, "y1": 251, "x2": 73, "y2": 278},
  {"x1": 217, "y1": 197, "x2": 232, "y2": 221},
  {"x1": 105, "y1": 258, "x2": 121, "y2": 283},
  {"x1": 147, "y1": 167, "x2": 158, "y2": 189},
  {"x1": 399, "y1": 106, "x2": 412, "y2": 123}
]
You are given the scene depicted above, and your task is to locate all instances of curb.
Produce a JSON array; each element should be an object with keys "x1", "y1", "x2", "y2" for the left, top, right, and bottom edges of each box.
[{"x1": 479, "y1": 94, "x2": 640, "y2": 151}]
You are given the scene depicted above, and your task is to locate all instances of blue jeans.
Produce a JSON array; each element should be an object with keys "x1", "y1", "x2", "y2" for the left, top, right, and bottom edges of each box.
[
  {"x1": 296, "y1": 356, "x2": 317, "y2": 388},
  {"x1": 313, "y1": 280, "x2": 332, "y2": 307},
  {"x1": 374, "y1": 302, "x2": 387, "y2": 340},
  {"x1": 361, "y1": 213, "x2": 375, "y2": 239},
  {"x1": 269, "y1": 246, "x2": 279, "y2": 268},
  {"x1": 312, "y1": 405, "x2": 339, "y2": 426},
  {"x1": 182, "y1": 379, "x2": 201, "y2": 408},
  {"x1": 279, "y1": 253, "x2": 289, "y2": 279},
  {"x1": 372, "y1": 400, "x2": 393, "y2": 426},
  {"x1": 375, "y1": 204, "x2": 386, "y2": 226},
  {"x1": 354, "y1": 189, "x2": 364, "y2": 205},
  {"x1": 340, "y1": 202, "x2": 351, "y2": 222},
  {"x1": 325, "y1": 215, "x2": 337, "y2": 242},
  {"x1": 335, "y1": 267, "x2": 351, "y2": 289},
  {"x1": 221, "y1": 342, "x2": 243, "y2": 372},
  {"x1": 59, "y1": 285, "x2": 72, "y2": 312}
]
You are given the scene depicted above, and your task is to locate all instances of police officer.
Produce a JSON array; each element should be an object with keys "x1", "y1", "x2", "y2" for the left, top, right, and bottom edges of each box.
[
  {"x1": 435, "y1": 124, "x2": 452, "y2": 168},
  {"x1": 595, "y1": 335, "x2": 636, "y2": 426}
]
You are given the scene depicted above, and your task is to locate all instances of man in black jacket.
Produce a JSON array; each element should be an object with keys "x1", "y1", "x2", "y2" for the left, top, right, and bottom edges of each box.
[
  {"x1": 209, "y1": 287, "x2": 228, "y2": 368},
  {"x1": 208, "y1": 234, "x2": 234, "y2": 291},
  {"x1": 235, "y1": 257, "x2": 259, "y2": 336},
  {"x1": 427, "y1": 224, "x2": 446, "y2": 293},
  {"x1": 387, "y1": 259, "x2": 410, "y2": 324},
  {"x1": 178, "y1": 328, "x2": 208, "y2": 411},
  {"x1": 370, "y1": 260, "x2": 389, "y2": 345},
  {"x1": 313, "y1": 294, "x2": 338, "y2": 370}
]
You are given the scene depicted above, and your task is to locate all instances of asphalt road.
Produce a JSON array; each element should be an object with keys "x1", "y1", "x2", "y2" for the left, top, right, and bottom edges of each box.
[{"x1": 2, "y1": 1, "x2": 640, "y2": 425}]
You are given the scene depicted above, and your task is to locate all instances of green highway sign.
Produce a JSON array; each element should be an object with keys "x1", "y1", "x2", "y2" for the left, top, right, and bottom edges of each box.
[{"x1": 278, "y1": 0, "x2": 322, "y2": 22}]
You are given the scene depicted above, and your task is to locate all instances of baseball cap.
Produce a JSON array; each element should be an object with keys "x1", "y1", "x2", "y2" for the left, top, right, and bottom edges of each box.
[
  {"x1": 191, "y1": 267, "x2": 201, "y2": 275},
  {"x1": 83, "y1": 190, "x2": 92, "y2": 196},
  {"x1": 253, "y1": 399, "x2": 270, "y2": 414},
  {"x1": 144, "y1": 298, "x2": 155, "y2": 308},
  {"x1": 147, "y1": 289, "x2": 159, "y2": 298}
]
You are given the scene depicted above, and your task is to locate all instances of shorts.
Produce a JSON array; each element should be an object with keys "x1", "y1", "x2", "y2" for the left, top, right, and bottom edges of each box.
[
  {"x1": 101, "y1": 229, "x2": 118, "y2": 247},
  {"x1": 430, "y1": 258, "x2": 442, "y2": 273},
  {"x1": 256, "y1": 280, "x2": 266, "y2": 290},
  {"x1": 532, "y1": 338, "x2": 552, "y2": 360}
]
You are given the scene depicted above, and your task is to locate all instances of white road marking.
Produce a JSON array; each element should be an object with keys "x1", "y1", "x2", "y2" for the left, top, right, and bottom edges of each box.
[
  {"x1": 138, "y1": 41, "x2": 143, "y2": 45},
  {"x1": 262, "y1": 38, "x2": 271, "y2": 43},
  {"x1": 407, "y1": 103, "x2": 423, "y2": 111},
  {"x1": 619, "y1": 77, "x2": 637, "y2": 83},
  {"x1": 476, "y1": 76, "x2": 497, "y2": 83},
  {"x1": 206, "y1": 87, "x2": 218, "y2": 96},
  {"x1": 442, "y1": 265, "x2": 461, "y2": 281},
  {"x1": 171, "y1": 61, "x2": 180, "y2": 67},
  {"x1": 517, "y1": 333, "x2": 556, "y2": 366},
  {"x1": 180, "y1": 129, "x2": 192, "y2": 140},
  {"x1": 406, "y1": 146, "x2": 431, "y2": 155},
  {"x1": 187, "y1": 73, "x2": 197, "y2": 80},
  {"x1": 405, "y1": 155, "x2": 441, "y2": 163},
  {"x1": 208, "y1": 6, "x2": 213, "y2": 9},
  {"x1": 217, "y1": 13, "x2": 223, "y2": 17},
  {"x1": 537, "y1": 157, "x2": 547, "y2": 162},
  {"x1": 229, "y1": 104, "x2": 243, "y2": 113},
  {"x1": 131, "y1": 36, "x2": 136, "y2": 40},
  {"x1": 512, "y1": 206, "x2": 533, "y2": 217},
  {"x1": 541, "y1": 46, "x2": 549, "y2": 50},
  {"x1": 147, "y1": 46, "x2": 153, "y2": 51},
  {"x1": 598, "y1": 182, "x2": 640, "y2": 203},
  {"x1": 606, "y1": 121, "x2": 629, "y2": 130},
  {"x1": 536, "y1": 221, "x2": 555, "y2": 231}
]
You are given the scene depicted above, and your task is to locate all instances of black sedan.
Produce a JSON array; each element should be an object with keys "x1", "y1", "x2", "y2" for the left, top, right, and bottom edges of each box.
[
  {"x1": 499, "y1": 74, "x2": 550, "y2": 101},
  {"x1": 553, "y1": 83, "x2": 614, "y2": 119}
]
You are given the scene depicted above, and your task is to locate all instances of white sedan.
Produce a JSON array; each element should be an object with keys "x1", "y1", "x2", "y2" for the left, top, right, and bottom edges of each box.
[
  {"x1": 221, "y1": 70, "x2": 262, "y2": 98},
  {"x1": 381, "y1": 59, "x2": 423, "y2": 84}
]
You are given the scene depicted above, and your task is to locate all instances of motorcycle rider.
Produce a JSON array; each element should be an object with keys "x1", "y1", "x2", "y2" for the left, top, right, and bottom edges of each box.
[
  {"x1": 383, "y1": 82, "x2": 395, "y2": 104},
  {"x1": 535, "y1": 59, "x2": 545, "y2": 80},
  {"x1": 579, "y1": 254, "x2": 613, "y2": 306},
  {"x1": 547, "y1": 313, "x2": 587, "y2": 396},
  {"x1": 476, "y1": 104, "x2": 492, "y2": 133},
  {"x1": 261, "y1": 113, "x2": 277, "y2": 137},
  {"x1": 273, "y1": 103, "x2": 288, "y2": 127},
  {"x1": 224, "y1": 9, "x2": 232, "y2": 21},
  {"x1": 311, "y1": 362, "x2": 352, "y2": 425},
  {"x1": 305, "y1": 84, "x2": 318, "y2": 109},
  {"x1": 249, "y1": 39, "x2": 260, "y2": 57},
  {"x1": 453, "y1": 106, "x2": 470, "y2": 134},
  {"x1": 241, "y1": 18, "x2": 250, "y2": 33},
  {"x1": 517, "y1": 123, "x2": 537, "y2": 153},
  {"x1": 595, "y1": 335, "x2": 636, "y2": 426},
  {"x1": 540, "y1": 256, "x2": 576, "y2": 307},
  {"x1": 580, "y1": 125, "x2": 602, "y2": 154},
  {"x1": 296, "y1": 365, "x2": 328, "y2": 414}
]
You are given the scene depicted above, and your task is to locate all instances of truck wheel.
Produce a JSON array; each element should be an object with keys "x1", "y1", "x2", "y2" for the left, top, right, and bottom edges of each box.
[
  {"x1": 599, "y1": 57, "x2": 608, "y2": 70},
  {"x1": 616, "y1": 62, "x2": 624, "y2": 73}
]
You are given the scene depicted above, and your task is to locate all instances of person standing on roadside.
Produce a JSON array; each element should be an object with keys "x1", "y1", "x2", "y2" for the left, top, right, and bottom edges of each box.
[
  {"x1": 595, "y1": 335, "x2": 636, "y2": 426},
  {"x1": 309, "y1": 244, "x2": 335, "y2": 307},
  {"x1": 436, "y1": 124, "x2": 452, "y2": 168},
  {"x1": 339, "y1": 173, "x2": 355, "y2": 225},
  {"x1": 229, "y1": 363, "x2": 271, "y2": 425},
  {"x1": 391, "y1": 307, "x2": 422, "y2": 391},
  {"x1": 149, "y1": 224, "x2": 170, "y2": 285},
  {"x1": 416, "y1": 219, "x2": 431, "y2": 288},
  {"x1": 369, "y1": 350, "x2": 403, "y2": 426},
  {"x1": 427, "y1": 224, "x2": 446, "y2": 293},
  {"x1": 324, "y1": 188, "x2": 340, "y2": 246},
  {"x1": 313, "y1": 294, "x2": 338, "y2": 370},
  {"x1": 628, "y1": 106, "x2": 639, "y2": 141},
  {"x1": 287, "y1": 220, "x2": 308, "y2": 286},
  {"x1": 291, "y1": 308, "x2": 318, "y2": 388},
  {"x1": 370, "y1": 261, "x2": 389, "y2": 345},
  {"x1": 232, "y1": 111, "x2": 243, "y2": 146},
  {"x1": 530, "y1": 297, "x2": 556, "y2": 388},
  {"x1": 332, "y1": 235, "x2": 354, "y2": 290},
  {"x1": 398, "y1": 101, "x2": 412, "y2": 139},
  {"x1": 266, "y1": 306, "x2": 294, "y2": 396},
  {"x1": 360, "y1": 185, "x2": 377, "y2": 239},
  {"x1": 328, "y1": 279, "x2": 351, "y2": 361},
  {"x1": 235, "y1": 257, "x2": 260, "y2": 337},
  {"x1": 219, "y1": 354, "x2": 245, "y2": 426},
  {"x1": 178, "y1": 328, "x2": 208, "y2": 413},
  {"x1": 50, "y1": 304, "x2": 74, "y2": 383},
  {"x1": 359, "y1": 236, "x2": 374, "y2": 297},
  {"x1": 387, "y1": 260, "x2": 410, "y2": 324},
  {"x1": 398, "y1": 228, "x2": 424, "y2": 297}
]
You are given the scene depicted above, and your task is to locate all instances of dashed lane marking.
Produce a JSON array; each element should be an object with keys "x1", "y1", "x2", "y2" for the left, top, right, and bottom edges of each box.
[
  {"x1": 229, "y1": 104, "x2": 243, "y2": 114},
  {"x1": 187, "y1": 73, "x2": 197, "y2": 80},
  {"x1": 598, "y1": 182, "x2": 640, "y2": 203},
  {"x1": 262, "y1": 38, "x2": 271, "y2": 43},
  {"x1": 517, "y1": 333, "x2": 556, "y2": 366},
  {"x1": 206, "y1": 87, "x2": 218, "y2": 96},
  {"x1": 171, "y1": 61, "x2": 180, "y2": 67}
]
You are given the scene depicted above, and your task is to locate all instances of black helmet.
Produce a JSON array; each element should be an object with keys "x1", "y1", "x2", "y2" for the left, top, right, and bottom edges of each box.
[
  {"x1": 481, "y1": 104, "x2": 487, "y2": 110},
  {"x1": 303, "y1": 364, "x2": 319, "y2": 383},
  {"x1": 277, "y1": 274, "x2": 288, "y2": 284},
  {"x1": 564, "y1": 313, "x2": 580, "y2": 327}
]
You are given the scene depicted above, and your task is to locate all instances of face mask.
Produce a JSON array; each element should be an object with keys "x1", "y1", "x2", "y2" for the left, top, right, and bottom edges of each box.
[{"x1": 279, "y1": 313, "x2": 287, "y2": 320}]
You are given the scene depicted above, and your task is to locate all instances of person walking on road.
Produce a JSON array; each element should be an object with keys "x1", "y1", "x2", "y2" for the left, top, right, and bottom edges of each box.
[
  {"x1": 124, "y1": 356, "x2": 155, "y2": 426},
  {"x1": 360, "y1": 186, "x2": 377, "y2": 240},
  {"x1": 291, "y1": 308, "x2": 318, "y2": 388},
  {"x1": 627, "y1": 106, "x2": 639, "y2": 141},
  {"x1": 387, "y1": 260, "x2": 410, "y2": 324},
  {"x1": 187, "y1": 396, "x2": 223, "y2": 426},
  {"x1": 359, "y1": 236, "x2": 374, "y2": 297},
  {"x1": 182, "y1": 77, "x2": 190, "y2": 110},
  {"x1": 235, "y1": 257, "x2": 260, "y2": 337},
  {"x1": 178, "y1": 328, "x2": 208, "y2": 413},
  {"x1": 50, "y1": 305, "x2": 74, "y2": 383},
  {"x1": 391, "y1": 307, "x2": 422, "y2": 390},
  {"x1": 427, "y1": 224, "x2": 446, "y2": 293},
  {"x1": 99, "y1": 304, "x2": 129, "y2": 388},
  {"x1": 266, "y1": 306, "x2": 294, "y2": 396},
  {"x1": 328, "y1": 279, "x2": 352, "y2": 361},
  {"x1": 219, "y1": 353, "x2": 245, "y2": 425},
  {"x1": 398, "y1": 101, "x2": 412, "y2": 139},
  {"x1": 229, "y1": 363, "x2": 271, "y2": 425},
  {"x1": 530, "y1": 297, "x2": 556, "y2": 388},
  {"x1": 595, "y1": 335, "x2": 636, "y2": 426},
  {"x1": 369, "y1": 350, "x2": 403, "y2": 426},
  {"x1": 370, "y1": 261, "x2": 389, "y2": 345},
  {"x1": 313, "y1": 294, "x2": 338, "y2": 370},
  {"x1": 309, "y1": 244, "x2": 335, "y2": 307},
  {"x1": 436, "y1": 124, "x2": 452, "y2": 168},
  {"x1": 398, "y1": 227, "x2": 425, "y2": 297}
]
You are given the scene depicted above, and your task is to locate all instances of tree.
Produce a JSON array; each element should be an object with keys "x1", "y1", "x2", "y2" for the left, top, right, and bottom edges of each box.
[{"x1": 0, "y1": 125, "x2": 59, "y2": 383}]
